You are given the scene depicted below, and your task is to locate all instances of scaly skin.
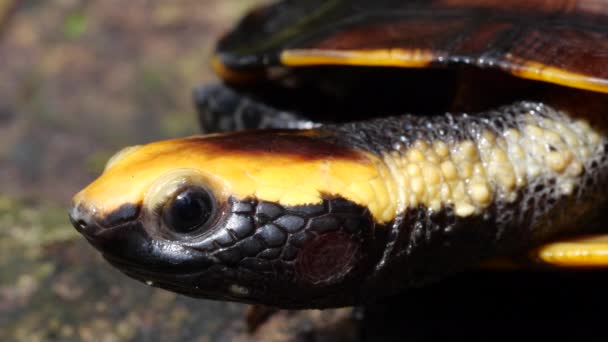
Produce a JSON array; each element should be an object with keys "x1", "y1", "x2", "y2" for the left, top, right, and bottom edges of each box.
[{"x1": 69, "y1": 101, "x2": 607, "y2": 308}]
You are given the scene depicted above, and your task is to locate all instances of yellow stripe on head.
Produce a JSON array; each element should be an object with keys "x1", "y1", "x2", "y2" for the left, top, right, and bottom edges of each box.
[{"x1": 73, "y1": 130, "x2": 398, "y2": 224}]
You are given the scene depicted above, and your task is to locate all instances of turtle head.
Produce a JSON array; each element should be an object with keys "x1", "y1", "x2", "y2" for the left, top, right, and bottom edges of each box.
[{"x1": 69, "y1": 130, "x2": 387, "y2": 308}]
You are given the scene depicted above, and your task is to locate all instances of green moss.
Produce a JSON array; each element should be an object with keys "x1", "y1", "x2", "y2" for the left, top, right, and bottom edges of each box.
[
  {"x1": 0, "y1": 196, "x2": 77, "y2": 246},
  {"x1": 0, "y1": 195, "x2": 76, "y2": 283},
  {"x1": 63, "y1": 11, "x2": 88, "y2": 39}
]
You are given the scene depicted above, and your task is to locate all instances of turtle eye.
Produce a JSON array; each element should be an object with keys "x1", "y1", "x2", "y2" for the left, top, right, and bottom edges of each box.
[{"x1": 162, "y1": 187, "x2": 215, "y2": 234}]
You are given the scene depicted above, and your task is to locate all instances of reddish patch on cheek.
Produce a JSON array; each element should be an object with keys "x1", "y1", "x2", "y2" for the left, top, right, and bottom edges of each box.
[{"x1": 296, "y1": 232, "x2": 359, "y2": 285}]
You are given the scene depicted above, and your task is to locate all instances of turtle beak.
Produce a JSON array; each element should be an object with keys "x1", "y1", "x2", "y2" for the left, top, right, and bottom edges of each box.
[
  {"x1": 68, "y1": 201, "x2": 153, "y2": 268},
  {"x1": 68, "y1": 201, "x2": 140, "y2": 241},
  {"x1": 69, "y1": 199, "x2": 217, "y2": 287},
  {"x1": 69, "y1": 203, "x2": 100, "y2": 238}
]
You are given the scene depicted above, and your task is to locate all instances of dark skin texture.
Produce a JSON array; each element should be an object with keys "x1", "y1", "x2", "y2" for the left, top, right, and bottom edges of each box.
[{"x1": 72, "y1": 195, "x2": 384, "y2": 309}]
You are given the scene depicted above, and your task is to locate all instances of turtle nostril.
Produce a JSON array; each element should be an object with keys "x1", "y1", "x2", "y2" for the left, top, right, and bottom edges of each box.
[
  {"x1": 69, "y1": 204, "x2": 97, "y2": 235},
  {"x1": 76, "y1": 219, "x2": 88, "y2": 231}
]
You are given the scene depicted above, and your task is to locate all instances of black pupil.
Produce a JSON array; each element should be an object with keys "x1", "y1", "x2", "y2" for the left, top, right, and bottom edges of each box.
[{"x1": 165, "y1": 189, "x2": 212, "y2": 233}]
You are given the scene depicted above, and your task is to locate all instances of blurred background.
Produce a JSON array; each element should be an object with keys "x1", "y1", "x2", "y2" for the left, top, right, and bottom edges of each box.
[{"x1": 0, "y1": 1, "x2": 321, "y2": 341}]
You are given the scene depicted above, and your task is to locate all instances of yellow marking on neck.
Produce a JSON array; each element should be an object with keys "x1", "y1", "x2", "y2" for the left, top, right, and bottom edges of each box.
[
  {"x1": 281, "y1": 49, "x2": 435, "y2": 67},
  {"x1": 509, "y1": 59, "x2": 608, "y2": 94},
  {"x1": 73, "y1": 132, "x2": 398, "y2": 223},
  {"x1": 380, "y1": 113, "x2": 605, "y2": 217}
]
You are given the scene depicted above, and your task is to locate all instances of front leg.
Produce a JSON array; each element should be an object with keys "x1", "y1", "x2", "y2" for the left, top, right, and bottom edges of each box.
[{"x1": 194, "y1": 84, "x2": 318, "y2": 133}]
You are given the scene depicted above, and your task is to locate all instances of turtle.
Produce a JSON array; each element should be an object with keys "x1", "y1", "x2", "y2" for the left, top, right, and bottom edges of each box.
[{"x1": 69, "y1": 0, "x2": 608, "y2": 311}]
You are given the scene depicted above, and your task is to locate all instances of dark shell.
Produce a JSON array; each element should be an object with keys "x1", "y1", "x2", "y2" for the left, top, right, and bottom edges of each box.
[{"x1": 216, "y1": 0, "x2": 608, "y2": 93}]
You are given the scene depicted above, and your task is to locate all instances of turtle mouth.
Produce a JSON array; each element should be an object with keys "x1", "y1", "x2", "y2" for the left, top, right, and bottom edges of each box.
[
  {"x1": 102, "y1": 253, "x2": 212, "y2": 277},
  {"x1": 104, "y1": 253, "x2": 260, "y2": 303},
  {"x1": 69, "y1": 203, "x2": 141, "y2": 239}
]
